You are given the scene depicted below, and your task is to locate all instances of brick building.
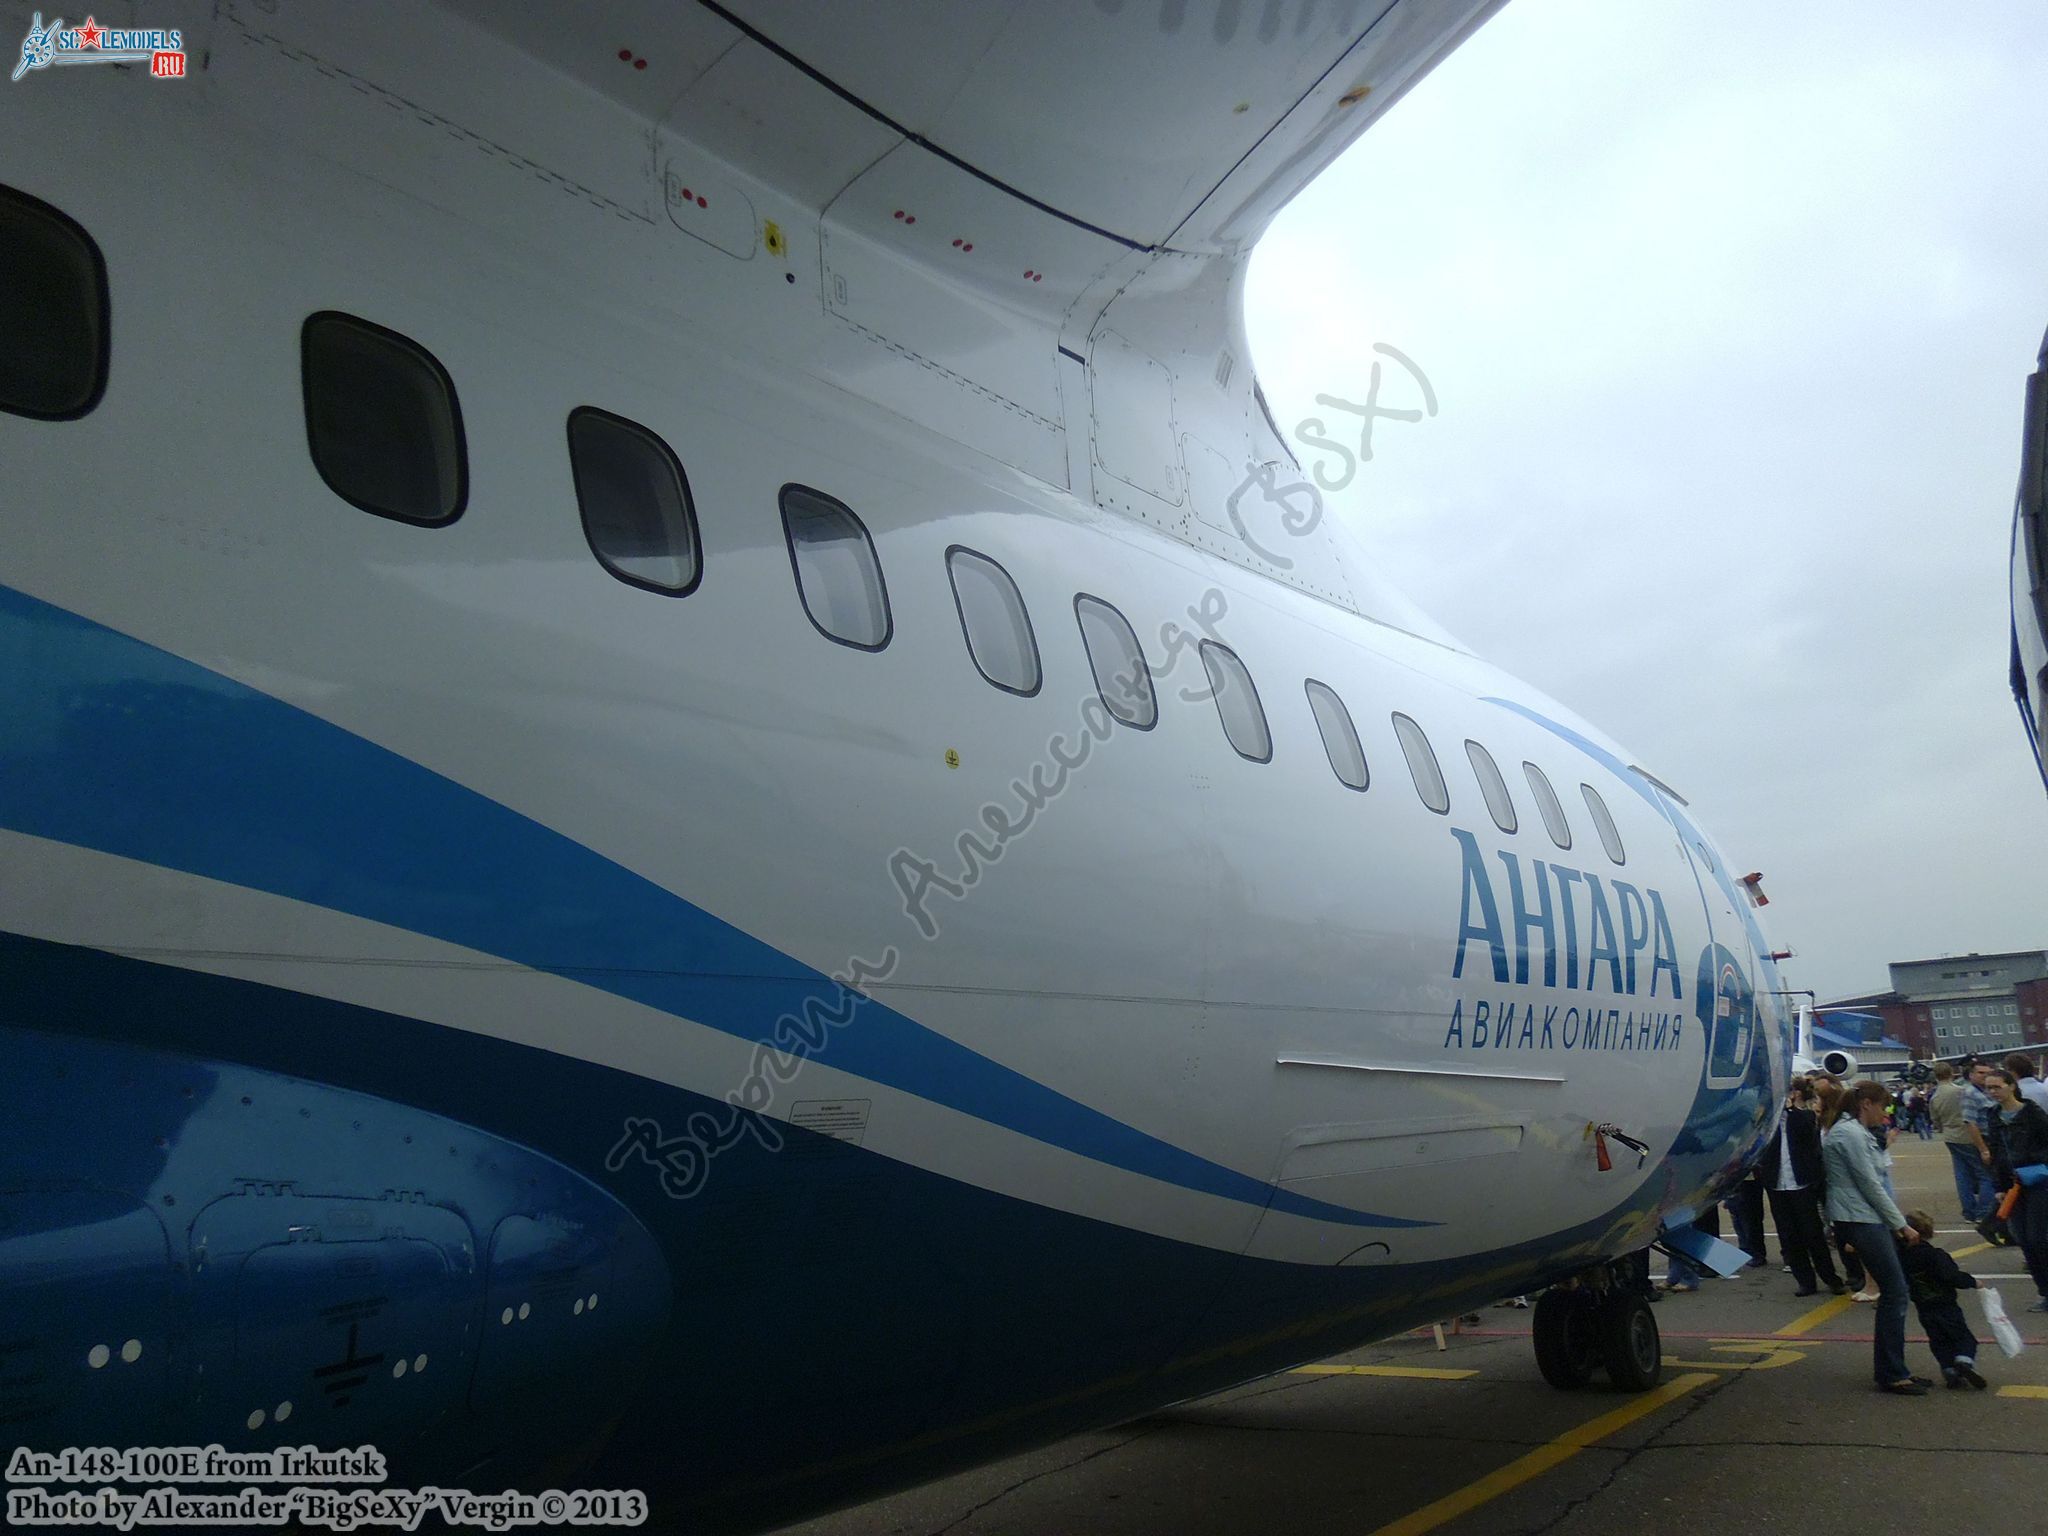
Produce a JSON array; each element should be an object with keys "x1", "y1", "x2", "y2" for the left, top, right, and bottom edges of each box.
[{"x1": 1819, "y1": 949, "x2": 2048, "y2": 1061}]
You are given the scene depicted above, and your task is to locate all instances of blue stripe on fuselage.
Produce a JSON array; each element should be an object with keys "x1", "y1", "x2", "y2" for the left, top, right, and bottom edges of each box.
[
  {"x1": 0, "y1": 582, "x2": 1425, "y2": 1229},
  {"x1": 1479, "y1": 695, "x2": 1783, "y2": 992}
]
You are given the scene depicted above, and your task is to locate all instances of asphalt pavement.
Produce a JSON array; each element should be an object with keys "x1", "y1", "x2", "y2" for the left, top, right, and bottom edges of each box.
[{"x1": 776, "y1": 1134, "x2": 2048, "y2": 1536}]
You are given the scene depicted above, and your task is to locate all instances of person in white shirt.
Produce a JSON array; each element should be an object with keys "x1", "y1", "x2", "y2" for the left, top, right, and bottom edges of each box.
[
  {"x1": 1757, "y1": 1078, "x2": 1846, "y2": 1296},
  {"x1": 2004, "y1": 1053, "x2": 2048, "y2": 1113}
]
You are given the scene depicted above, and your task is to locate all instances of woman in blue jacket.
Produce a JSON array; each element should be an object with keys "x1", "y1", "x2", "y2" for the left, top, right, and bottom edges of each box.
[{"x1": 1822, "y1": 1081, "x2": 1926, "y2": 1394}]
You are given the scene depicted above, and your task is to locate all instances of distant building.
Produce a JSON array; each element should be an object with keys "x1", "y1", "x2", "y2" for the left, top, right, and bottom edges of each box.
[{"x1": 1818, "y1": 950, "x2": 2048, "y2": 1061}]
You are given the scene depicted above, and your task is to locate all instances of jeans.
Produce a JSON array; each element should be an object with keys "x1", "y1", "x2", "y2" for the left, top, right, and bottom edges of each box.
[
  {"x1": 1727, "y1": 1183, "x2": 1766, "y2": 1263},
  {"x1": 1919, "y1": 1300, "x2": 1978, "y2": 1373},
  {"x1": 1948, "y1": 1142, "x2": 1996, "y2": 1222},
  {"x1": 1767, "y1": 1185, "x2": 1841, "y2": 1290},
  {"x1": 1840, "y1": 1221, "x2": 1910, "y2": 1385},
  {"x1": 2014, "y1": 1186, "x2": 2048, "y2": 1303},
  {"x1": 1832, "y1": 1221, "x2": 1866, "y2": 1289},
  {"x1": 1662, "y1": 1206, "x2": 1720, "y2": 1287}
]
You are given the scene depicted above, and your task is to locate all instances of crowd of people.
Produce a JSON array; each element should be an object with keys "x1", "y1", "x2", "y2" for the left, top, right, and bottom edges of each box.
[{"x1": 1657, "y1": 1052, "x2": 2048, "y2": 1395}]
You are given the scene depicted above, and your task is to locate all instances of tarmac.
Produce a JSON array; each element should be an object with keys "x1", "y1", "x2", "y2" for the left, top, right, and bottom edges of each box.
[{"x1": 780, "y1": 1135, "x2": 2048, "y2": 1536}]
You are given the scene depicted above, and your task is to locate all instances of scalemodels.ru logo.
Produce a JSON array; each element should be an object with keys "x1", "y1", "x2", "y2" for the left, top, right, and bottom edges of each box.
[{"x1": 13, "y1": 13, "x2": 186, "y2": 82}]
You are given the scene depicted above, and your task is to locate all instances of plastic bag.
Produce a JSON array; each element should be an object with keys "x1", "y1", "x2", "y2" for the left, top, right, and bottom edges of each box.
[{"x1": 1980, "y1": 1286, "x2": 2024, "y2": 1359}]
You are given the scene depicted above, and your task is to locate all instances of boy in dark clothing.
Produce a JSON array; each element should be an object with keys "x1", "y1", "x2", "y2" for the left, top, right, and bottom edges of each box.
[{"x1": 1901, "y1": 1210, "x2": 1987, "y2": 1389}]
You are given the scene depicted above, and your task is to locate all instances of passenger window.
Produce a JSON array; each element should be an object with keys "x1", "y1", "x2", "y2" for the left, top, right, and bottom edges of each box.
[
  {"x1": 1392, "y1": 713, "x2": 1449, "y2": 814},
  {"x1": 301, "y1": 312, "x2": 466, "y2": 525},
  {"x1": 1581, "y1": 783, "x2": 1626, "y2": 865},
  {"x1": 0, "y1": 185, "x2": 107, "y2": 420},
  {"x1": 1199, "y1": 642, "x2": 1271, "y2": 763},
  {"x1": 947, "y1": 546, "x2": 1040, "y2": 696},
  {"x1": 780, "y1": 484, "x2": 891, "y2": 650},
  {"x1": 1464, "y1": 741, "x2": 1517, "y2": 833},
  {"x1": 1304, "y1": 679, "x2": 1368, "y2": 790},
  {"x1": 1523, "y1": 762, "x2": 1572, "y2": 850},
  {"x1": 568, "y1": 408, "x2": 700, "y2": 595},
  {"x1": 1074, "y1": 594, "x2": 1155, "y2": 729}
]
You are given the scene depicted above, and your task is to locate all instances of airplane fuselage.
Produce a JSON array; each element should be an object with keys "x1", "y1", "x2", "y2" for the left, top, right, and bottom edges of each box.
[{"x1": 1, "y1": 6, "x2": 1790, "y2": 1529}]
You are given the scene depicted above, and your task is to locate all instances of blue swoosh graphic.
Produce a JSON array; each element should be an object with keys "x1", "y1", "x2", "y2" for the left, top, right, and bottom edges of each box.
[
  {"x1": 1479, "y1": 696, "x2": 1785, "y2": 1000},
  {"x1": 0, "y1": 582, "x2": 1428, "y2": 1230}
]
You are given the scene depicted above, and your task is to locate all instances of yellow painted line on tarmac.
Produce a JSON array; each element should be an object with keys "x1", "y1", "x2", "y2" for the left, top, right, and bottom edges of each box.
[
  {"x1": 1997, "y1": 1385, "x2": 2048, "y2": 1399},
  {"x1": 1663, "y1": 1340, "x2": 1804, "y2": 1371},
  {"x1": 1361, "y1": 1373, "x2": 1719, "y2": 1536},
  {"x1": 1292, "y1": 1364, "x2": 1478, "y2": 1380},
  {"x1": 1768, "y1": 1248, "x2": 1989, "y2": 1339},
  {"x1": 1774, "y1": 1294, "x2": 1854, "y2": 1337}
]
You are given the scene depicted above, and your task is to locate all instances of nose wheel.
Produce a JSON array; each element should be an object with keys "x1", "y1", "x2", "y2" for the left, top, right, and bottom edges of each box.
[
  {"x1": 1532, "y1": 1267, "x2": 1663, "y2": 1392},
  {"x1": 1531, "y1": 1288, "x2": 1602, "y2": 1389}
]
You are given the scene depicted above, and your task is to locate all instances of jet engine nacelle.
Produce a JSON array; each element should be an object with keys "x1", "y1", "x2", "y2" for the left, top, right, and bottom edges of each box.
[{"x1": 1817, "y1": 1048, "x2": 1859, "y2": 1080}]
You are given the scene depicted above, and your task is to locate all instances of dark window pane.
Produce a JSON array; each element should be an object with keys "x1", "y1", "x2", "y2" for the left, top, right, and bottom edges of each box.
[
  {"x1": 1523, "y1": 762, "x2": 1572, "y2": 849},
  {"x1": 1305, "y1": 680, "x2": 1368, "y2": 790},
  {"x1": 1075, "y1": 594, "x2": 1155, "y2": 729},
  {"x1": 948, "y1": 546, "x2": 1040, "y2": 695},
  {"x1": 1392, "y1": 712, "x2": 1449, "y2": 814},
  {"x1": 1200, "y1": 641, "x2": 1271, "y2": 762},
  {"x1": 1464, "y1": 739, "x2": 1518, "y2": 833},
  {"x1": 0, "y1": 184, "x2": 107, "y2": 420},
  {"x1": 781, "y1": 485, "x2": 890, "y2": 649},
  {"x1": 302, "y1": 312, "x2": 465, "y2": 525},
  {"x1": 569, "y1": 408, "x2": 700, "y2": 594},
  {"x1": 1582, "y1": 783, "x2": 1626, "y2": 864}
]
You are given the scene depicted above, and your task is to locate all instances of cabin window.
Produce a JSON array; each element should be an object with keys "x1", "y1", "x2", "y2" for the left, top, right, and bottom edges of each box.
[
  {"x1": 1074, "y1": 594, "x2": 1155, "y2": 729},
  {"x1": 1522, "y1": 761, "x2": 1571, "y2": 849},
  {"x1": 0, "y1": 185, "x2": 107, "y2": 420},
  {"x1": 1200, "y1": 642, "x2": 1271, "y2": 763},
  {"x1": 947, "y1": 547, "x2": 1040, "y2": 696},
  {"x1": 1392, "y1": 713, "x2": 1449, "y2": 814},
  {"x1": 780, "y1": 484, "x2": 891, "y2": 650},
  {"x1": 301, "y1": 312, "x2": 466, "y2": 525},
  {"x1": 1464, "y1": 740, "x2": 1518, "y2": 833},
  {"x1": 568, "y1": 408, "x2": 700, "y2": 595},
  {"x1": 1305, "y1": 679, "x2": 1368, "y2": 790},
  {"x1": 1581, "y1": 783, "x2": 1626, "y2": 865}
]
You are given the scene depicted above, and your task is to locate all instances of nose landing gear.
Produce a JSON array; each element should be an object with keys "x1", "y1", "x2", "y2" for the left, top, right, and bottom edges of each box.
[{"x1": 1532, "y1": 1259, "x2": 1663, "y2": 1392}]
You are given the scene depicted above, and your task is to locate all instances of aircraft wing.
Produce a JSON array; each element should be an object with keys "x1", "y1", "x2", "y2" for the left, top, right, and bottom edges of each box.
[{"x1": 447, "y1": 0, "x2": 1504, "y2": 255}]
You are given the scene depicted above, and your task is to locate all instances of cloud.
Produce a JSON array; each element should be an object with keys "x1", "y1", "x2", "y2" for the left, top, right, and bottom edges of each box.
[{"x1": 1247, "y1": 0, "x2": 2048, "y2": 998}]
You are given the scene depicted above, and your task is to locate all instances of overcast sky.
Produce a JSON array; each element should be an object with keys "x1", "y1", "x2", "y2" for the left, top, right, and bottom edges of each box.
[{"x1": 1246, "y1": 0, "x2": 2048, "y2": 1003}]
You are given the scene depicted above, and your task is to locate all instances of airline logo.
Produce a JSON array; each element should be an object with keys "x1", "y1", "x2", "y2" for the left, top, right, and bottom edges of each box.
[
  {"x1": 13, "y1": 14, "x2": 186, "y2": 82},
  {"x1": 1444, "y1": 827, "x2": 1690, "y2": 1055}
]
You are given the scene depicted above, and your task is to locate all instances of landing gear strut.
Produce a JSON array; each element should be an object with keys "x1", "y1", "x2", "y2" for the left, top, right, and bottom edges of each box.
[{"x1": 1532, "y1": 1259, "x2": 1662, "y2": 1392}]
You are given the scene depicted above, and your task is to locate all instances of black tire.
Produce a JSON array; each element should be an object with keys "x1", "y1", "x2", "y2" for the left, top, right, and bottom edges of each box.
[
  {"x1": 1597, "y1": 1289, "x2": 1664, "y2": 1391},
  {"x1": 1532, "y1": 1289, "x2": 1601, "y2": 1389}
]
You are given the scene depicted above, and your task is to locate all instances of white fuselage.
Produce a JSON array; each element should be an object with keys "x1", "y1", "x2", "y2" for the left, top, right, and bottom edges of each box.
[{"x1": 0, "y1": 4, "x2": 1788, "y2": 1525}]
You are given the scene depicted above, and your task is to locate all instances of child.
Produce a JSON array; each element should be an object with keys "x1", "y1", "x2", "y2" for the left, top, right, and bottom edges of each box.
[{"x1": 1900, "y1": 1210, "x2": 1987, "y2": 1389}]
